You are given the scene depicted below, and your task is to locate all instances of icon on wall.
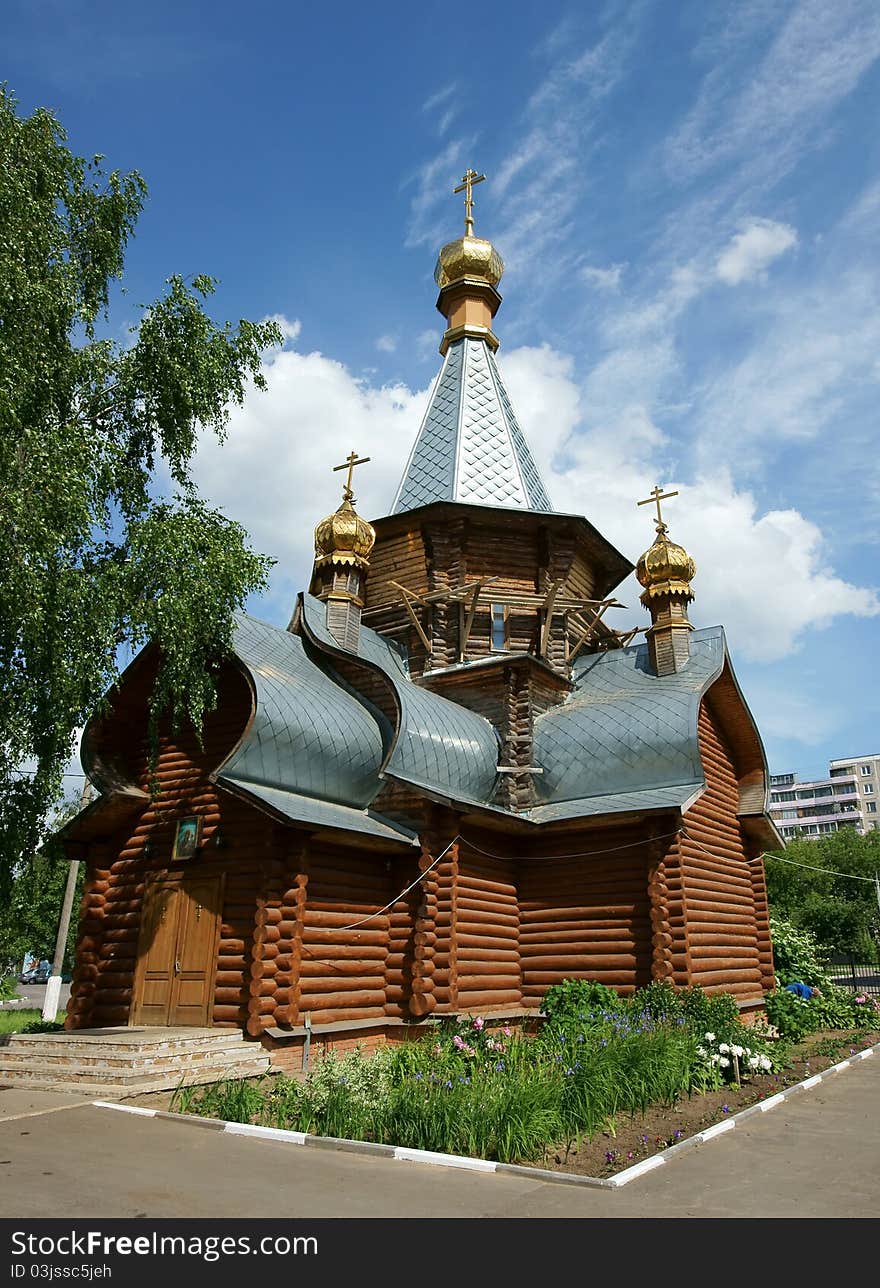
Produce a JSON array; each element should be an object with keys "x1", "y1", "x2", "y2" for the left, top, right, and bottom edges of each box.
[{"x1": 172, "y1": 816, "x2": 202, "y2": 862}]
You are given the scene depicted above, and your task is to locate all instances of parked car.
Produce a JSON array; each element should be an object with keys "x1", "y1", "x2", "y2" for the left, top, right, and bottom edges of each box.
[{"x1": 19, "y1": 961, "x2": 51, "y2": 985}]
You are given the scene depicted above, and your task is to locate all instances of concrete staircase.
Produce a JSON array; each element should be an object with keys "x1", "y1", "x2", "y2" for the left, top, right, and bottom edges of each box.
[{"x1": 0, "y1": 1027, "x2": 270, "y2": 1097}]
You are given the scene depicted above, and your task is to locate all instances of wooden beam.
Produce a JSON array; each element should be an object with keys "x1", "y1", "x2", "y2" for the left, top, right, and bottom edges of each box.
[
  {"x1": 539, "y1": 579, "x2": 563, "y2": 656},
  {"x1": 397, "y1": 589, "x2": 431, "y2": 653},
  {"x1": 496, "y1": 766, "x2": 544, "y2": 775},
  {"x1": 459, "y1": 581, "x2": 484, "y2": 660}
]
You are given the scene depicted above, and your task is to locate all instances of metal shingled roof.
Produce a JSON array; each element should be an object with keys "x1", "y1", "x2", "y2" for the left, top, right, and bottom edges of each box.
[
  {"x1": 530, "y1": 628, "x2": 727, "y2": 820},
  {"x1": 215, "y1": 614, "x2": 416, "y2": 843},
  {"x1": 299, "y1": 593, "x2": 500, "y2": 808},
  {"x1": 392, "y1": 337, "x2": 553, "y2": 514}
]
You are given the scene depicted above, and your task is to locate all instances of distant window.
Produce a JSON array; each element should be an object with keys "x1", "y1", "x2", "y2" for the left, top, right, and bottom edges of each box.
[
  {"x1": 490, "y1": 604, "x2": 507, "y2": 652},
  {"x1": 773, "y1": 791, "x2": 796, "y2": 802},
  {"x1": 867, "y1": 802, "x2": 878, "y2": 814},
  {"x1": 861, "y1": 765, "x2": 872, "y2": 775},
  {"x1": 864, "y1": 784, "x2": 874, "y2": 794}
]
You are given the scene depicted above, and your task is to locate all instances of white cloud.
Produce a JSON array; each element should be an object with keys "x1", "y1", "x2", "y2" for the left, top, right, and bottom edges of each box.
[
  {"x1": 192, "y1": 318, "x2": 878, "y2": 663},
  {"x1": 665, "y1": 1, "x2": 880, "y2": 189},
  {"x1": 375, "y1": 334, "x2": 397, "y2": 353},
  {"x1": 263, "y1": 314, "x2": 302, "y2": 344},
  {"x1": 715, "y1": 218, "x2": 797, "y2": 285},
  {"x1": 422, "y1": 83, "x2": 457, "y2": 114},
  {"x1": 497, "y1": 346, "x2": 879, "y2": 662},
  {"x1": 581, "y1": 263, "x2": 626, "y2": 291},
  {"x1": 190, "y1": 320, "x2": 428, "y2": 619}
]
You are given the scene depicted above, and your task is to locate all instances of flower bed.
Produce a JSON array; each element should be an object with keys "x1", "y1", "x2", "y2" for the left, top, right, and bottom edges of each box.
[{"x1": 158, "y1": 981, "x2": 880, "y2": 1177}]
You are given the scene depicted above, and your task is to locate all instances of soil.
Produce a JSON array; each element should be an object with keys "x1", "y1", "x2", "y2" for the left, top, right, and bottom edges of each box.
[
  {"x1": 126, "y1": 1027, "x2": 880, "y2": 1180},
  {"x1": 526, "y1": 1027, "x2": 880, "y2": 1179}
]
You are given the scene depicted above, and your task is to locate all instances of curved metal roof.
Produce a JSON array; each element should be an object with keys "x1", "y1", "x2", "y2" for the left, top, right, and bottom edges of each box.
[
  {"x1": 216, "y1": 614, "x2": 416, "y2": 844},
  {"x1": 299, "y1": 593, "x2": 500, "y2": 808},
  {"x1": 529, "y1": 627, "x2": 726, "y2": 823}
]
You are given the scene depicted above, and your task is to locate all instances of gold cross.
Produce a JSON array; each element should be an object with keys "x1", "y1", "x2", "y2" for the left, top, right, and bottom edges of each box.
[
  {"x1": 333, "y1": 451, "x2": 371, "y2": 502},
  {"x1": 637, "y1": 484, "x2": 679, "y2": 533},
  {"x1": 453, "y1": 168, "x2": 486, "y2": 236}
]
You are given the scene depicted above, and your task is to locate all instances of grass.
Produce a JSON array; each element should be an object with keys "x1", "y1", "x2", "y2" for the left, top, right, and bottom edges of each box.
[
  {"x1": 0, "y1": 1008, "x2": 66, "y2": 1035},
  {"x1": 169, "y1": 980, "x2": 880, "y2": 1166}
]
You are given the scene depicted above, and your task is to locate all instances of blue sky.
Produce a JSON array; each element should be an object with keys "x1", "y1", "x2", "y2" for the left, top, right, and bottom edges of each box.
[{"x1": 6, "y1": 0, "x2": 880, "y2": 782}]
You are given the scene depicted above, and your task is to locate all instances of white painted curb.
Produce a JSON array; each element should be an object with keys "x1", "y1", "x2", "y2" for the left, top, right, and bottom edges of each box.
[{"x1": 91, "y1": 1037, "x2": 880, "y2": 1190}]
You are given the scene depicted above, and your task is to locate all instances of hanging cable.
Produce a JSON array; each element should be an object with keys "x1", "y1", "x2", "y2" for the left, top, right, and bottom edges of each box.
[
  {"x1": 313, "y1": 834, "x2": 461, "y2": 933},
  {"x1": 682, "y1": 826, "x2": 879, "y2": 884},
  {"x1": 458, "y1": 827, "x2": 682, "y2": 863}
]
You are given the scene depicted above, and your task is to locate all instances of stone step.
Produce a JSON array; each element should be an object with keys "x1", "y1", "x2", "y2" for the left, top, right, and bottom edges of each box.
[
  {"x1": 5, "y1": 1030, "x2": 249, "y2": 1051},
  {"x1": 0, "y1": 1046, "x2": 267, "y2": 1076},
  {"x1": 0, "y1": 1036, "x2": 255, "y2": 1062},
  {"x1": 0, "y1": 1049, "x2": 270, "y2": 1084},
  {"x1": 0, "y1": 1045, "x2": 270, "y2": 1087},
  {"x1": 0, "y1": 1054, "x2": 270, "y2": 1093},
  {"x1": 0, "y1": 1059, "x2": 271, "y2": 1098}
]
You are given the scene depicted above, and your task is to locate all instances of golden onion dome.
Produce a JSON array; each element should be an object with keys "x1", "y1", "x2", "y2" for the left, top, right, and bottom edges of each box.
[
  {"x1": 636, "y1": 530, "x2": 697, "y2": 600},
  {"x1": 313, "y1": 497, "x2": 376, "y2": 569},
  {"x1": 434, "y1": 235, "x2": 505, "y2": 290}
]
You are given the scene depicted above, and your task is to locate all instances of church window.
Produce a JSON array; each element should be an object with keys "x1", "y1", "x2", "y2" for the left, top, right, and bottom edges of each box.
[{"x1": 490, "y1": 604, "x2": 508, "y2": 652}]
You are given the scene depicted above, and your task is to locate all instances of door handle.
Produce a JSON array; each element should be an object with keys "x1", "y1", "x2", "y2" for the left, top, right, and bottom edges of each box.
[{"x1": 174, "y1": 959, "x2": 181, "y2": 975}]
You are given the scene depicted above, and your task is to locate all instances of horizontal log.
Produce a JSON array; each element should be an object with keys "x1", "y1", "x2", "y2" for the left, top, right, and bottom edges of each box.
[
  {"x1": 519, "y1": 926, "x2": 642, "y2": 945},
  {"x1": 298, "y1": 991, "x2": 386, "y2": 1011},
  {"x1": 521, "y1": 970, "x2": 641, "y2": 986},
  {"x1": 300, "y1": 958, "x2": 387, "y2": 978},
  {"x1": 300, "y1": 976, "x2": 385, "y2": 995},
  {"x1": 212, "y1": 1005, "x2": 248, "y2": 1023},
  {"x1": 452, "y1": 960, "x2": 520, "y2": 978},
  {"x1": 519, "y1": 905, "x2": 646, "y2": 922},
  {"x1": 91, "y1": 1006, "x2": 131, "y2": 1023},
  {"x1": 214, "y1": 971, "x2": 247, "y2": 988},
  {"x1": 456, "y1": 894, "x2": 519, "y2": 920},
  {"x1": 304, "y1": 912, "x2": 388, "y2": 932},
  {"x1": 218, "y1": 938, "x2": 247, "y2": 955},
  {"x1": 455, "y1": 990, "x2": 522, "y2": 1008},
  {"x1": 214, "y1": 986, "x2": 249, "y2": 1006},
  {"x1": 519, "y1": 953, "x2": 641, "y2": 970}
]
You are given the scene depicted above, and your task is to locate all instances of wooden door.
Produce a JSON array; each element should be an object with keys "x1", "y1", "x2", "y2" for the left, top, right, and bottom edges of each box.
[{"x1": 133, "y1": 873, "x2": 223, "y2": 1027}]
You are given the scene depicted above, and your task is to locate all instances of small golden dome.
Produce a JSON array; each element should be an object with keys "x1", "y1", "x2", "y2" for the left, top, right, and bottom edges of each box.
[
  {"x1": 314, "y1": 497, "x2": 376, "y2": 569},
  {"x1": 434, "y1": 235, "x2": 505, "y2": 290},
  {"x1": 636, "y1": 530, "x2": 697, "y2": 600}
]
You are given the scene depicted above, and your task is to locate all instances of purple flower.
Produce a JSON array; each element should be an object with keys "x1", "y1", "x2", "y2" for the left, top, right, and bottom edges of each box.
[
  {"x1": 722, "y1": 1104, "x2": 730, "y2": 1114},
  {"x1": 605, "y1": 1151, "x2": 616, "y2": 1164}
]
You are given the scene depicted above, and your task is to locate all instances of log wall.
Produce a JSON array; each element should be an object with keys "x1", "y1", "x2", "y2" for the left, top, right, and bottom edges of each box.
[
  {"x1": 518, "y1": 827, "x2": 653, "y2": 1002},
  {"x1": 677, "y1": 700, "x2": 764, "y2": 997},
  {"x1": 454, "y1": 850, "x2": 521, "y2": 1010}
]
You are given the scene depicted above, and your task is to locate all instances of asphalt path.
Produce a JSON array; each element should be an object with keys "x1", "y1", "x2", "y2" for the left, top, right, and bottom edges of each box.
[
  {"x1": 0, "y1": 983, "x2": 71, "y2": 1012},
  {"x1": 1, "y1": 1053, "x2": 878, "y2": 1221}
]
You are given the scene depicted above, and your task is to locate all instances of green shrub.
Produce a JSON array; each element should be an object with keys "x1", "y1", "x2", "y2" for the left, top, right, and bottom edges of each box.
[
  {"x1": 0, "y1": 974, "x2": 18, "y2": 1002},
  {"x1": 769, "y1": 916, "x2": 830, "y2": 989},
  {"x1": 541, "y1": 979, "x2": 623, "y2": 1026}
]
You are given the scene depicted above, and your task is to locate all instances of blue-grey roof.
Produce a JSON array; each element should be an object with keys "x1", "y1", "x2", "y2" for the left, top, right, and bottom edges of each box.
[
  {"x1": 299, "y1": 593, "x2": 500, "y2": 809},
  {"x1": 215, "y1": 614, "x2": 417, "y2": 844},
  {"x1": 392, "y1": 337, "x2": 553, "y2": 514},
  {"x1": 527, "y1": 628, "x2": 727, "y2": 824}
]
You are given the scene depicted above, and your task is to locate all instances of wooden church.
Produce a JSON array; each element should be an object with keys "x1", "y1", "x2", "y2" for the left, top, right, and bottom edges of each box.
[{"x1": 59, "y1": 174, "x2": 780, "y2": 1058}]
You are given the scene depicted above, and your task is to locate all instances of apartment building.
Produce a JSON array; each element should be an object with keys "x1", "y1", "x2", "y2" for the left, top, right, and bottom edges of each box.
[{"x1": 769, "y1": 753, "x2": 880, "y2": 842}]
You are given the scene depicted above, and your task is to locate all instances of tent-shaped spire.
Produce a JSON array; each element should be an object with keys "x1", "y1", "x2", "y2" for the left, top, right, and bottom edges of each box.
[{"x1": 391, "y1": 169, "x2": 553, "y2": 516}]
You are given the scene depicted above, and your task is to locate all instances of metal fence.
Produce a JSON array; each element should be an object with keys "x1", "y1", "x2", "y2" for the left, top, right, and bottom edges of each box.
[{"x1": 823, "y1": 955, "x2": 880, "y2": 998}]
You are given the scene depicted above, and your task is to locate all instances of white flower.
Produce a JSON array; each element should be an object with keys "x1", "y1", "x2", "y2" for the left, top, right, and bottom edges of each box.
[
  {"x1": 719, "y1": 1043, "x2": 730, "y2": 1054},
  {"x1": 731, "y1": 1045, "x2": 744, "y2": 1058},
  {"x1": 709, "y1": 1053, "x2": 721, "y2": 1065},
  {"x1": 704, "y1": 1032, "x2": 716, "y2": 1042},
  {"x1": 696, "y1": 1046, "x2": 707, "y2": 1057},
  {"x1": 748, "y1": 1055, "x2": 760, "y2": 1069},
  {"x1": 719, "y1": 1056, "x2": 730, "y2": 1068},
  {"x1": 759, "y1": 1055, "x2": 772, "y2": 1071}
]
